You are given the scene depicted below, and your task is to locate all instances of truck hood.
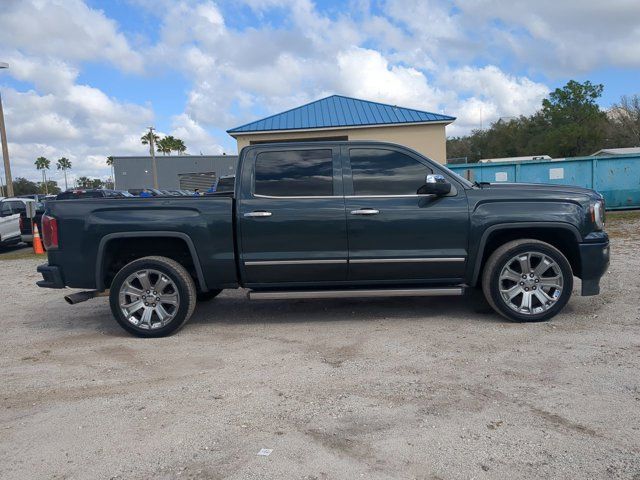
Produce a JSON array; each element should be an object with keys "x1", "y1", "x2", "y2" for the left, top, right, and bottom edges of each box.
[{"x1": 477, "y1": 182, "x2": 602, "y2": 200}]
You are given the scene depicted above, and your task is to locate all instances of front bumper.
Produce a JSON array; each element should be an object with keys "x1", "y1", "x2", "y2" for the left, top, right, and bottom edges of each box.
[
  {"x1": 578, "y1": 240, "x2": 610, "y2": 296},
  {"x1": 37, "y1": 264, "x2": 65, "y2": 289}
]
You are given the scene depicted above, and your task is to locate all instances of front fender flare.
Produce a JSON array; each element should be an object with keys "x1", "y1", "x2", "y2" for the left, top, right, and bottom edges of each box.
[{"x1": 470, "y1": 222, "x2": 581, "y2": 286}]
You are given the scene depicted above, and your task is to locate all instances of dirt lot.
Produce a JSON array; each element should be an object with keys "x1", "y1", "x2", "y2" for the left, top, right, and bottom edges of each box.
[{"x1": 1, "y1": 212, "x2": 639, "y2": 479}]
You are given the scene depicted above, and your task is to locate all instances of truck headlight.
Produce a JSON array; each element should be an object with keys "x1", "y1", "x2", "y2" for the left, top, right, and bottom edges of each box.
[{"x1": 590, "y1": 200, "x2": 605, "y2": 230}]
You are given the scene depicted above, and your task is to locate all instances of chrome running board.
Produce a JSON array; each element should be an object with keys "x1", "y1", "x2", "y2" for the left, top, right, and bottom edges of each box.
[{"x1": 248, "y1": 287, "x2": 464, "y2": 300}]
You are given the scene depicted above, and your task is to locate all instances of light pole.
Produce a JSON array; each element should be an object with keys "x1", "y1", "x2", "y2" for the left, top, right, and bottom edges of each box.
[
  {"x1": 148, "y1": 126, "x2": 159, "y2": 189},
  {"x1": 0, "y1": 62, "x2": 13, "y2": 197}
]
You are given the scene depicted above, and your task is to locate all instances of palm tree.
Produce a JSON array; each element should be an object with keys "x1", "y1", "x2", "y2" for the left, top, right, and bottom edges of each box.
[
  {"x1": 157, "y1": 136, "x2": 173, "y2": 155},
  {"x1": 173, "y1": 138, "x2": 187, "y2": 154},
  {"x1": 106, "y1": 156, "x2": 115, "y2": 189},
  {"x1": 141, "y1": 131, "x2": 160, "y2": 156},
  {"x1": 56, "y1": 157, "x2": 72, "y2": 190},
  {"x1": 35, "y1": 156, "x2": 51, "y2": 194},
  {"x1": 77, "y1": 176, "x2": 92, "y2": 189}
]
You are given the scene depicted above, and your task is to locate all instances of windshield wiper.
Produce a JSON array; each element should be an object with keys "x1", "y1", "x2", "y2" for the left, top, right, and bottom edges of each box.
[{"x1": 473, "y1": 181, "x2": 491, "y2": 188}]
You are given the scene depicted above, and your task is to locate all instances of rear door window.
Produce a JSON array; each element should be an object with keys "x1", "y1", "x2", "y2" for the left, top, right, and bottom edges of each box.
[
  {"x1": 254, "y1": 149, "x2": 333, "y2": 197},
  {"x1": 0, "y1": 202, "x2": 12, "y2": 216},
  {"x1": 10, "y1": 201, "x2": 26, "y2": 214},
  {"x1": 349, "y1": 148, "x2": 432, "y2": 196}
]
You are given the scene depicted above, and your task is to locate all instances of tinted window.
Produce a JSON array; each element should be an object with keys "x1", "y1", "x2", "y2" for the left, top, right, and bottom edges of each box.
[
  {"x1": 10, "y1": 201, "x2": 26, "y2": 214},
  {"x1": 0, "y1": 203, "x2": 12, "y2": 215},
  {"x1": 255, "y1": 149, "x2": 333, "y2": 197},
  {"x1": 349, "y1": 148, "x2": 432, "y2": 196},
  {"x1": 217, "y1": 177, "x2": 235, "y2": 192}
]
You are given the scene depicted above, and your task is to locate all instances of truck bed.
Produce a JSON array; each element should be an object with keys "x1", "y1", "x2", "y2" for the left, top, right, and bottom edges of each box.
[{"x1": 45, "y1": 196, "x2": 237, "y2": 290}]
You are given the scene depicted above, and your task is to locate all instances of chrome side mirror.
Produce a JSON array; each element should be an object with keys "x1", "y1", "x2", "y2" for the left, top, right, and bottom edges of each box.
[{"x1": 418, "y1": 174, "x2": 451, "y2": 195}]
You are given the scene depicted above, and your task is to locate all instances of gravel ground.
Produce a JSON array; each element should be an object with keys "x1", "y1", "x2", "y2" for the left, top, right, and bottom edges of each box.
[{"x1": 1, "y1": 212, "x2": 639, "y2": 479}]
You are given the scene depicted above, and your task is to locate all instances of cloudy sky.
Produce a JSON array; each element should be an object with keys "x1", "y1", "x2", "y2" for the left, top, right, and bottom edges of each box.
[{"x1": 1, "y1": 0, "x2": 639, "y2": 184}]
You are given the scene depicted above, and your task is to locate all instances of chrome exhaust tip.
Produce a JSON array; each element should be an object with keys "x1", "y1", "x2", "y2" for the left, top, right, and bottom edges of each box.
[{"x1": 64, "y1": 290, "x2": 101, "y2": 305}]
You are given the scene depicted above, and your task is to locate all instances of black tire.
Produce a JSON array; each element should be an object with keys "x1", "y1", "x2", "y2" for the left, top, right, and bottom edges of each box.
[
  {"x1": 197, "y1": 289, "x2": 222, "y2": 302},
  {"x1": 109, "y1": 256, "x2": 197, "y2": 337},
  {"x1": 482, "y1": 239, "x2": 573, "y2": 322}
]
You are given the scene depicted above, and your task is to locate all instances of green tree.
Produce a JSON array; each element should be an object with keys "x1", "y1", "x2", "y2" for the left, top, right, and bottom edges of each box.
[
  {"x1": 106, "y1": 156, "x2": 115, "y2": 189},
  {"x1": 607, "y1": 94, "x2": 640, "y2": 147},
  {"x1": 446, "y1": 80, "x2": 610, "y2": 162},
  {"x1": 156, "y1": 135, "x2": 187, "y2": 155},
  {"x1": 56, "y1": 157, "x2": 72, "y2": 190},
  {"x1": 77, "y1": 176, "x2": 92, "y2": 188},
  {"x1": 11, "y1": 177, "x2": 39, "y2": 196},
  {"x1": 157, "y1": 136, "x2": 173, "y2": 155},
  {"x1": 39, "y1": 180, "x2": 60, "y2": 195},
  {"x1": 173, "y1": 137, "x2": 186, "y2": 154},
  {"x1": 141, "y1": 131, "x2": 160, "y2": 155},
  {"x1": 540, "y1": 80, "x2": 607, "y2": 157},
  {"x1": 34, "y1": 156, "x2": 51, "y2": 194}
]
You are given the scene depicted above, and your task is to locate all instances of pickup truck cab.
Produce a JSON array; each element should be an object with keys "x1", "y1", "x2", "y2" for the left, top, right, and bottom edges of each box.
[{"x1": 37, "y1": 141, "x2": 609, "y2": 337}]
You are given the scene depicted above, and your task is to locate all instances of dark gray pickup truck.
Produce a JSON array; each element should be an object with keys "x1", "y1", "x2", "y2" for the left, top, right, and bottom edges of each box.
[{"x1": 37, "y1": 141, "x2": 609, "y2": 337}]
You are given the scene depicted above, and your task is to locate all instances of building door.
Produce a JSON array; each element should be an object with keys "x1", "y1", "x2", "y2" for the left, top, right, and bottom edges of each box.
[
  {"x1": 343, "y1": 147, "x2": 469, "y2": 283},
  {"x1": 238, "y1": 146, "x2": 348, "y2": 286}
]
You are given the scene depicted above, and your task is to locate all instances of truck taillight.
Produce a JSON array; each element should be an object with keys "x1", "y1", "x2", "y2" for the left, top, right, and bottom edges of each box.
[
  {"x1": 42, "y1": 215, "x2": 58, "y2": 250},
  {"x1": 19, "y1": 216, "x2": 24, "y2": 230}
]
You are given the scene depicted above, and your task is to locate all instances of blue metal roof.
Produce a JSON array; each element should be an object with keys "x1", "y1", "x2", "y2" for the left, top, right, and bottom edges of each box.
[{"x1": 227, "y1": 95, "x2": 455, "y2": 134}]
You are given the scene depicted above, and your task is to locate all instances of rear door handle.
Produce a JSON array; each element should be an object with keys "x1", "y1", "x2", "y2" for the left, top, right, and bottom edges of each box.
[
  {"x1": 244, "y1": 211, "x2": 272, "y2": 218},
  {"x1": 350, "y1": 208, "x2": 379, "y2": 215}
]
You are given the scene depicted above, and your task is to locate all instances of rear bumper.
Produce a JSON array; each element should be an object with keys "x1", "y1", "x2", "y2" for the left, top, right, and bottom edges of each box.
[
  {"x1": 578, "y1": 240, "x2": 610, "y2": 296},
  {"x1": 37, "y1": 263, "x2": 65, "y2": 289},
  {"x1": 21, "y1": 234, "x2": 33, "y2": 243}
]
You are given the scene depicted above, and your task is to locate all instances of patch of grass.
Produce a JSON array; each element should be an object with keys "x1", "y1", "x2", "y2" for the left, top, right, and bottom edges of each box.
[
  {"x1": 0, "y1": 249, "x2": 42, "y2": 261},
  {"x1": 606, "y1": 209, "x2": 640, "y2": 223}
]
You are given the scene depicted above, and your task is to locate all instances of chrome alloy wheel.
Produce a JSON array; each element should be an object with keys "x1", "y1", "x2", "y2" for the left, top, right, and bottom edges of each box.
[
  {"x1": 118, "y1": 269, "x2": 180, "y2": 329},
  {"x1": 498, "y1": 251, "x2": 564, "y2": 315}
]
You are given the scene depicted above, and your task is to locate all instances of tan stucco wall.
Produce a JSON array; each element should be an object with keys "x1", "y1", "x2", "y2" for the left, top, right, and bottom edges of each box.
[{"x1": 232, "y1": 123, "x2": 448, "y2": 164}]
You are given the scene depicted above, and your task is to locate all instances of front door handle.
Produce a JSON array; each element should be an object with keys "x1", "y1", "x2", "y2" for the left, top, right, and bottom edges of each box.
[
  {"x1": 350, "y1": 208, "x2": 380, "y2": 215},
  {"x1": 244, "y1": 211, "x2": 272, "y2": 217}
]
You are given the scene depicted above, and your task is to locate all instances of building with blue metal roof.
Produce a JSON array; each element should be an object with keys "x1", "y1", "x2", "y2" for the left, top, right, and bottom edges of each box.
[{"x1": 227, "y1": 95, "x2": 455, "y2": 164}]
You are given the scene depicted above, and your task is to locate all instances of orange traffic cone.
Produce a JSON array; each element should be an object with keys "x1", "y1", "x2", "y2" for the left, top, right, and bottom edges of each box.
[{"x1": 33, "y1": 222, "x2": 45, "y2": 255}]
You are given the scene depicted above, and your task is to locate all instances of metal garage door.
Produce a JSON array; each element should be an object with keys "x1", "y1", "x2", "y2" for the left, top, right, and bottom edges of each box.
[{"x1": 178, "y1": 172, "x2": 217, "y2": 190}]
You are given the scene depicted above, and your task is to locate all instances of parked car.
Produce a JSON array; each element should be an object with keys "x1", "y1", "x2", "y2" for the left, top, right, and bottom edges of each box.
[
  {"x1": 18, "y1": 194, "x2": 50, "y2": 202},
  {"x1": 127, "y1": 188, "x2": 165, "y2": 197},
  {"x1": 56, "y1": 189, "x2": 130, "y2": 200},
  {"x1": 0, "y1": 198, "x2": 32, "y2": 247},
  {"x1": 37, "y1": 141, "x2": 609, "y2": 337},
  {"x1": 165, "y1": 189, "x2": 189, "y2": 196},
  {"x1": 210, "y1": 175, "x2": 235, "y2": 194}
]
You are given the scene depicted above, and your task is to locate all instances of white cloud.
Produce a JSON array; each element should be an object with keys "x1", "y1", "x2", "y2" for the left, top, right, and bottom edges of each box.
[
  {"x1": 444, "y1": 65, "x2": 549, "y2": 134},
  {"x1": 3, "y1": 85, "x2": 154, "y2": 184},
  {"x1": 2, "y1": 0, "x2": 639, "y2": 185},
  {"x1": 453, "y1": 0, "x2": 640, "y2": 73},
  {"x1": 0, "y1": 0, "x2": 144, "y2": 74},
  {"x1": 335, "y1": 47, "x2": 444, "y2": 110},
  {"x1": 0, "y1": 1, "x2": 166, "y2": 183},
  {"x1": 170, "y1": 114, "x2": 224, "y2": 155}
]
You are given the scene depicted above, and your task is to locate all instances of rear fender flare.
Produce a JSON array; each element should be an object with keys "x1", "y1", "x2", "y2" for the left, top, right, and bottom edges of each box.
[{"x1": 95, "y1": 231, "x2": 207, "y2": 291}]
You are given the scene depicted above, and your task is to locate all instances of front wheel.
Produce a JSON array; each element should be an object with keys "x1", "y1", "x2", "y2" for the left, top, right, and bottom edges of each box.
[
  {"x1": 482, "y1": 239, "x2": 573, "y2": 322},
  {"x1": 109, "y1": 256, "x2": 197, "y2": 337}
]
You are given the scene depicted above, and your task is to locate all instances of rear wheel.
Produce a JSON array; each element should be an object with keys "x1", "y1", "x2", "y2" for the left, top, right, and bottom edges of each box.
[
  {"x1": 482, "y1": 239, "x2": 573, "y2": 322},
  {"x1": 109, "y1": 256, "x2": 196, "y2": 337}
]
